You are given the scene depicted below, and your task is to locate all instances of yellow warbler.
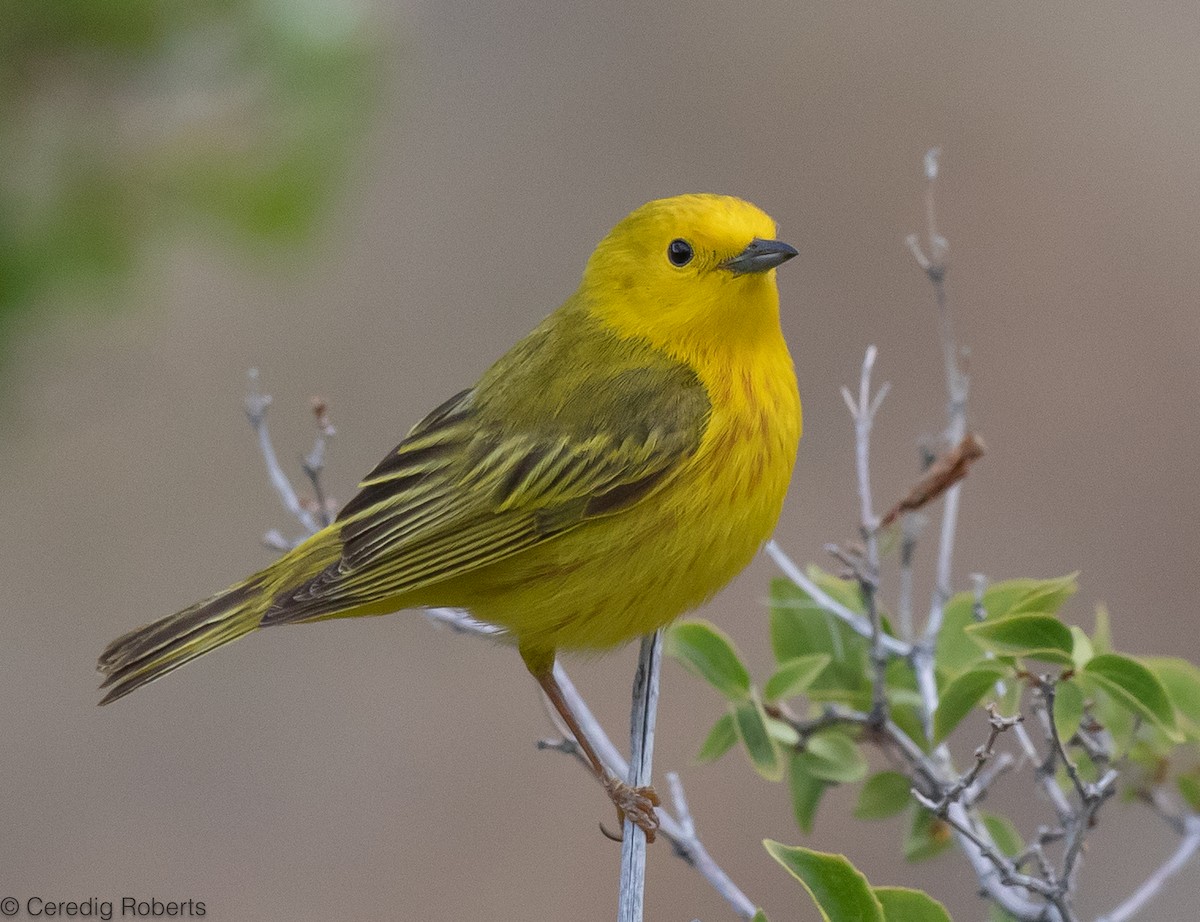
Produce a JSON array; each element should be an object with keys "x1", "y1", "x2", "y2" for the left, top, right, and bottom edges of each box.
[{"x1": 98, "y1": 193, "x2": 801, "y2": 837}]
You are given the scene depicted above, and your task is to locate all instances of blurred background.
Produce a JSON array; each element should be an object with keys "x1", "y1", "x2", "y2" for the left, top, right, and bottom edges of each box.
[{"x1": 2, "y1": 1, "x2": 1199, "y2": 919}]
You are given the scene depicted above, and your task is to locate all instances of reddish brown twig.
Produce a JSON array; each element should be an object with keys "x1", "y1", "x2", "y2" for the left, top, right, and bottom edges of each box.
[{"x1": 880, "y1": 432, "x2": 986, "y2": 528}]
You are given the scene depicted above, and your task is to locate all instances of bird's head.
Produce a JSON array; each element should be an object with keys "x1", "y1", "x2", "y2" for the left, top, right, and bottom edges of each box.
[{"x1": 581, "y1": 194, "x2": 797, "y2": 356}]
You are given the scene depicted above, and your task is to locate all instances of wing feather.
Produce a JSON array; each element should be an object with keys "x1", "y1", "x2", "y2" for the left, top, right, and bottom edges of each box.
[{"x1": 262, "y1": 308, "x2": 712, "y2": 625}]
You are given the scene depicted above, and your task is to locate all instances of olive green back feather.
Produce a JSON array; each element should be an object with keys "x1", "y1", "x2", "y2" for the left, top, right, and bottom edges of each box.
[{"x1": 261, "y1": 299, "x2": 712, "y2": 625}]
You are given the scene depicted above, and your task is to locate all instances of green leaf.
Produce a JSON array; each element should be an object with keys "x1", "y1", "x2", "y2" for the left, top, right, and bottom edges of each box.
[
  {"x1": 874, "y1": 887, "x2": 953, "y2": 922},
  {"x1": 1082, "y1": 654, "x2": 1180, "y2": 739},
  {"x1": 1091, "y1": 686, "x2": 1137, "y2": 756},
  {"x1": 803, "y1": 731, "x2": 869, "y2": 784},
  {"x1": 1177, "y1": 773, "x2": 1200, "y2": 812},
  {"x1": 788, "y1": 752, "x2": 830, "y2": 833},
  {"x1": 765, "y1": 654, "x2": 832, "y2": 702},
  {"x1": 664, "y1": 619, "x2": 751, "y2": 700},
  {"x1": 997, "y1": 675, "x2": 1023, "y2": 720},
  {"x1": 808, "y1": 565, "x2": 868, "y2": 614},
  {"x1": 1145, "y1": 657, "x2": 1200, "y2": 734},
  {"x1": 1092, "y1": 604, "x2": 1113, "y2": 654},
  {"x1": 696, "y1": 711, "x2": 738, "y2": 763},
  {"x1": 1069, "y1": 626, "x2": 1094, "y2": 669},
  {"x1": 965, "y1": 614, "x2": 1074, "y2": 665},
  {"x1": 981, "y1": 812, "x2": 1023, "y2": 857},
  {"x1": 1006, "y1": 573, "x2": 1079, "y2": 616},
  {"x1": 934, "y1": 590, "x2": 982, "y2": 676},
  {"x1": 766, "y1": 715, "x2": 801, "y2": 748},
  {"x1": 763, "y1": 840, "x2": 884, "y2": 922},
  {"x1": 771, "y1": 578, "x2": 870, "y2": 699},
  {"x1": 983, "y1": 575, "x2": 1077, "y2": 619},
  {"x1": 889, "y1": 702, "x2": 932, "y2": 754},
  {"x1": 1053, "y1": 679, "x2": 1085, "y2": 745},
  {"x1": 751, "y1": 911, "x2": 769, "y2": 922},
  {"x1": 934, "y1": 665, "x2": 1007, "y2": 743},
  {"x1": 855, "y1": 771, "x2": 912, "y2": 820},
  {"x1": 733, "y1": 697, "x2": 784, "y2": 781},
  {"x1": 905, "y1": 806, "x2": 954, "y2": 862}
]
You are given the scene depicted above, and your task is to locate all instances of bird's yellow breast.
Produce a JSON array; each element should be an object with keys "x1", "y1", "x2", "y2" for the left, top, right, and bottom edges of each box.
[{"x1": 457, "y1": 329, "x2": 800, "y2": 653}]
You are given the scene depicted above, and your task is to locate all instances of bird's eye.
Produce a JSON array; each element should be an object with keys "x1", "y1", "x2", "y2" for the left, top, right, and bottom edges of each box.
[{"x1": 667, "y1": 238, "x2": 694, "y2": 267}]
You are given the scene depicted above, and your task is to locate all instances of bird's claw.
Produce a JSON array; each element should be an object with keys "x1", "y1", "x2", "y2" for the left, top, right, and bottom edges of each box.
[{"x1": 603, "y1": 778, "x2": 661, "y2": 843}]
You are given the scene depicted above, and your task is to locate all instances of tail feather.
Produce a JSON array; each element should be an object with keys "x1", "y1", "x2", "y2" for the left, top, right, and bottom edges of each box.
[{"x1": 97, "y1": 576, "x2": 268, "y2": 705}]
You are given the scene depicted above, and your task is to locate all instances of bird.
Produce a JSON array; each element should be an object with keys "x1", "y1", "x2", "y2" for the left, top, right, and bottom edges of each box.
[{"x1": 97, "y1": 193, "x2": 802, "y2": 840}]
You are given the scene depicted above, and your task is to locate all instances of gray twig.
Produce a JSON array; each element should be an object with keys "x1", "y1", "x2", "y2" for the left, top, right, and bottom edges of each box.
[
  {"x1": 1096, "y1": 815, "x2": 1200, "y2": 922},
  {"x1": 302, "y1": 397, "x2": 336, "y2": 528},
  {"x1": 619, "y1": 631, "x2": 664, "y2": 922},
  {"x1": 907, "y1": 148, "x2": 966, "y2": 744},
  {"x1": 244, "y1": 369, "x2": 322, "y2": 540},
  {"x1": 897, "y1": 511, "x2": 922, "y2": 642},
  {"x1": 764, "y1": 540, "x2": 909, "y2": 658},
  {"x1": 840, "y1": 345, "x2": 890, "y2": 722}
]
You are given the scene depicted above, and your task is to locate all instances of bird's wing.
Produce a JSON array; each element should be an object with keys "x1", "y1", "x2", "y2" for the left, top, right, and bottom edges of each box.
[{"x1": 264, "y1": 362, "x2": 711, "y2": 623}]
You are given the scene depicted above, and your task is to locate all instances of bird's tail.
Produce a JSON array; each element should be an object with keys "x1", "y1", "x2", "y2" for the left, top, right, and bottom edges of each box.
[
  {"x1": 97, "y1": 533, "x2": 341, "y2": 705},
  {"x1": 97, "y1": 575, "x2": 270, "y2": 705}
]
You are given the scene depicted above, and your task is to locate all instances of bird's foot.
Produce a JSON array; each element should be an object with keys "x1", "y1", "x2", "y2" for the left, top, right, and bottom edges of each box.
[{"x1": 603, "y1": 777, "x2": 661, "y2": 843}]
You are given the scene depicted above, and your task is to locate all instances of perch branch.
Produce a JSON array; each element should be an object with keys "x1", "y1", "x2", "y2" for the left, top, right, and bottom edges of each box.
[{"x1": 618, "y1": 631, "x2": 664, "y2": 922}]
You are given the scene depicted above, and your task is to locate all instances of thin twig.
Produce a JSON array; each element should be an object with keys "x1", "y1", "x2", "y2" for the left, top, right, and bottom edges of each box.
[
  {"x1": 925, "y1": 705, "x2": 1022, "y2": 812},
  {"x1": 965, "y1": 751, "x2": 1016, "y2": 805},
  {"x1": 841, "y1": 345, "x2": 889, "y2": 722},
  {"x1": 907, "y1": 149, "x2": 968, "y2": 746},
  {"x1": 913, "y1": 791, "x2": 1057, "y2": 899},
  {"x1": 666, "y1": 772, "x2": 695, "y2": 839},
  {"x1": 619, "y1": 631, "x2": 664, "y2": 922},
  {"x1": 302, "y1": 396, "x2": 337, "y2": 528},
  {"x1": 879, "y1": 433, "x2": 985, "y2": 528},
  {"x1": 897, "y1": 512, "x2": 921, "y2": 642},
  {"x1": 1012, "y1": 716, "x2": 1075, "y2": 824},
  {"x1": 1040, "y1": 680, "x2": 1089, "y2": 803},
  {"x1": 244, "y1": 369, "x2": 322, "y2": 538},
  {"x1": 764, "y1": 540, "x2": 910, "y2": 657},
  {"x1": 1096, "y1": 815, "x2": 1200, "y2": 922}
]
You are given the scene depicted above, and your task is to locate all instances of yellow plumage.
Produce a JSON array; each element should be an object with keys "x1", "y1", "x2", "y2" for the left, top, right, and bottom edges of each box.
[{"x1": 98, "y1": 193, "x2": 801, "y2": 835}]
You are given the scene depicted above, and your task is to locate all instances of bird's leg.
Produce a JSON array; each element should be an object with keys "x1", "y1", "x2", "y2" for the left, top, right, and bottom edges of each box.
[{"x1": 528, "y1": 658, "x2": 661, "y2": 842}]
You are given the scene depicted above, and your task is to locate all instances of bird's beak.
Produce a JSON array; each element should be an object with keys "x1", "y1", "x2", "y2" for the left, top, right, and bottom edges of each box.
[{"x1": 720, "y1": 238, "x2": 799, "y2": 276}]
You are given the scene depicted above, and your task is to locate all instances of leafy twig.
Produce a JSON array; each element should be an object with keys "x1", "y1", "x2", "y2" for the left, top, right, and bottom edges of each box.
[
  {"x1": 838, "y1": 345, "x2": 890, "y2": 722},
  {"x1": 764, "y1": 540, "x2": 909, "y2": 658}
]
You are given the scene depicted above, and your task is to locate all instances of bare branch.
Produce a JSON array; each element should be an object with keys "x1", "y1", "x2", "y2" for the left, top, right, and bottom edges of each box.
[
  {"x1": 619, "y1": 631, "x2": 664, "y2": 922},
  {"x1": 764, "y1": 540, "x2": 910, "y2": 658},
  {"x1": 838, "y1": 346, "x2": 891, "y2": 721},
  {"x1": 896, "y1": 511, "x2": 923, "y2": 642},
  {"x1": 925, "y1": 705, "x2": 1022, "y2": 812},
  {"x1": 1096, "y1": 815, "x2": 1200, "y2": 922},
  {"x1": 244, "y1": 368, "x2": 322, "y2": 539},
  {"x1": 301, "y1": 396, "x2": 337, "y2": 529}
]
